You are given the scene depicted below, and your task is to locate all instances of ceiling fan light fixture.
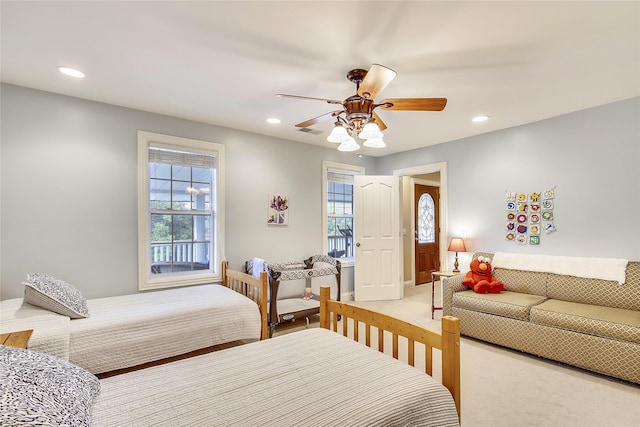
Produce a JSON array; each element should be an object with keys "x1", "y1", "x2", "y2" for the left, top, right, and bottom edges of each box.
[
  {"x1": 337, "y1": 138, "x2": 360, "y2": 152},
  {"x1": 363, "y1": 137, "x2": 386, "y2": 148},
  {"x1": 358, "y1": 122, "x2": 383, "y2": 139},
  {"x1": 327, "y1": 124, "x2": 351, "y2": 143},
  {"x1": 278, "y1": 64, "x2": 448, "y2": 152}
]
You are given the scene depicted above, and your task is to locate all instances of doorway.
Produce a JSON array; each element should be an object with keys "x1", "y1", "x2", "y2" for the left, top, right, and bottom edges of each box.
[
  {"x1": 393, "y1": 162, "x2": 448, "y2": 286},
  {"x1": 414, "y1": 184, "x2": 440, "y2": 284}
]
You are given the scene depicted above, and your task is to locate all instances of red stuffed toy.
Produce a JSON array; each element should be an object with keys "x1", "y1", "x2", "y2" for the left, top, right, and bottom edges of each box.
[{"x1": 462, "y1": 256, "x2": 505, "y2": 294}]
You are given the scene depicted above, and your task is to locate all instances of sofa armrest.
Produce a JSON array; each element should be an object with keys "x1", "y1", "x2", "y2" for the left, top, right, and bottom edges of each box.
[{"x1": 443, "y1": 274, "x2": 466, "y2": 316}]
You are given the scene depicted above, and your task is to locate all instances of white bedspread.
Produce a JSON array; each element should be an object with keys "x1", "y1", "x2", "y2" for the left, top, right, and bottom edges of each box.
[
  {"x1": 0, "y1": 298, "x2": 70, "y2": 359},
  {"x1": 492, "y1": 252, "x2": 628, "y2": 285},
  {"x1": 93, "y1": 328, "x2": 459, "y2": 427},
  {"x1": 69, "y1": 284, "x2": 261, "y2": 374}
]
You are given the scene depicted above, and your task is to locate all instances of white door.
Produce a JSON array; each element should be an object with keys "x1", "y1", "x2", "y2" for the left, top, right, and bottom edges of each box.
[{"x1": 354, "y1": 175, "x2": 402, "y2": 301}]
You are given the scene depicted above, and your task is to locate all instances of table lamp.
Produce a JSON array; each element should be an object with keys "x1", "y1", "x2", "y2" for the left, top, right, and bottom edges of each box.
[{"x1": 448, "y1": 237, "x2": 467, "y2": 272}]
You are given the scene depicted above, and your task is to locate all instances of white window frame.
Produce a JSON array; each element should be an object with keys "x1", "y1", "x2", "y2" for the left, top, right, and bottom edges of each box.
[
  {"x1": 322, "y1": 161, "x2": 364, "y2": 267},
  {"x1": 137, "y1": 131, "x2": 225, "y2": 291}
]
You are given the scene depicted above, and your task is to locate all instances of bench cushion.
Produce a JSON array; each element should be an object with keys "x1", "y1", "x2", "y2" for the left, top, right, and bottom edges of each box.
[
  {"x1": 530, "y1": 299, "x2": 640, "y2": 344},
  {"x1": 452, "y1": 290, "x2": 547, "y2": 320},
  {"x1": 546, "y1": 262, "x2": 640, "y2": 311},
  {"x1": 492, "y1": 268, "x2": 547, "y2": 296}
]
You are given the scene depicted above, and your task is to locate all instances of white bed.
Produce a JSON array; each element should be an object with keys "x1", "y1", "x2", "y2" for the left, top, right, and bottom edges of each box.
[
  {"x1": 0, "y1": 298, "x2": 71, "y2": 359},
  {"x1": 1, "y1": 266, "x2": 268, "y2": 375},
  {"x1": 69, "y1": 284, "x2": 262, "y2": 374},
  {"x1": 1, "y1": 285, "x2": 460, "y2": 426},
  {"x1": 92, "y1": 327, "x2": 459, "y2": 426},
  {"x1": 88, "y1": 286, "x2": 461, "y2": 426}
]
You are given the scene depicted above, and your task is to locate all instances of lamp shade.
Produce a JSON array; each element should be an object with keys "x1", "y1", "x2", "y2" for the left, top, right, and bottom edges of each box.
[
  {"x1": 363, "y1": 137, "x2": 386, "y2": 148},
  {"x1": 448, "y1": 237, "x2": 466, "y2": 252},
  {"x1": 327, "y1": 124, "x2": 351, "y2": 143},
  {"x1": 337, "y1": 137, "x2": 360, "y2": 152},
  {"x1": 358, "y1": 122, "x2": 383, "y2": 140}
]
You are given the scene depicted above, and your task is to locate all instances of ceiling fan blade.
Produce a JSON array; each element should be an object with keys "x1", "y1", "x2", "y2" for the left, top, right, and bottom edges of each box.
[
  {"x1": 276, "y1": 94, "x2": 342, "y2": 105},
  {"x1": 358, "y1": 64, "x2": 397, "y2": 99},
  {"x1": 295, "y1": 110, "x2": 344, "y2": 128},
  {"x1": 372, "y1": 112, "x2": 387, "y2": 131},
  {"x1": 379, "y1": 98, "x2": 447, "y2": 111}
]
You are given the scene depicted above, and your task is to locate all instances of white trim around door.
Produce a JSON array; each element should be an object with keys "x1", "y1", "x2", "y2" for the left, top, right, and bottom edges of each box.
[{"x1": 393, "y1": 162, "x2": 448, "y2": 286}]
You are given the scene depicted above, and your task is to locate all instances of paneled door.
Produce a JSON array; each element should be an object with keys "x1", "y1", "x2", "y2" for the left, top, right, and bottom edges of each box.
[
  {"x1": 414, "y1": 184, "x2": 440, "y2": 285},
  {"x1": 353, "y1": 175, "x2": 402, "y2": 302}
]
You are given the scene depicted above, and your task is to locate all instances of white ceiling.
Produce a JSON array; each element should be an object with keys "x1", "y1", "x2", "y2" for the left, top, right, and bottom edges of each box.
[{"x1": 2, "y1": 1, "x2": 639, "y2": 157}]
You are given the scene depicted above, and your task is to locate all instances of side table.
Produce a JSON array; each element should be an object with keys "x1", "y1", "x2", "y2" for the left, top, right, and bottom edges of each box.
[
  {"x1": 430, "y1": 271, "x2": 462, "y2": 319},
  {"x1": 1, "y1": 329, "x2": 33, "y2": 349}
]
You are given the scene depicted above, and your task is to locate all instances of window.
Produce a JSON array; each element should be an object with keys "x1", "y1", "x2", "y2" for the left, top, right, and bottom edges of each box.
[
  {"x1": 417, "y1": 193, "x2": 435, "y2": 243},
  {"x1": 322, "y1": 161, "x2": 364, "y2": 265},
  {"x1": 137, "y1": 131, "x2": 224, "y2": 290}
]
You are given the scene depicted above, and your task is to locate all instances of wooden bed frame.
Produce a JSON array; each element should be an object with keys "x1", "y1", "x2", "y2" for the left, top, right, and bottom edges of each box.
[
  {"x1": 222, "y1": 261, "x2": 269, "y2": 340},
  {"x1": 220, "y1": 264, "x2": 460, "y2": 416},
  {"x1": 319, "y1": 286, "x2": 461, "y2": 418}
]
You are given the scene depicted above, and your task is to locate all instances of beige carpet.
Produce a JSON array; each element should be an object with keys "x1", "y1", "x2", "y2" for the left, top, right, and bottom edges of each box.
[{"x1": 273, "y1": 284, "x2": 640, "y2": 427}]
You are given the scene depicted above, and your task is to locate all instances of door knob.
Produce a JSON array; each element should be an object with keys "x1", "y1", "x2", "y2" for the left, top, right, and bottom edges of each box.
[{"x1": 356, "y1": 243, "x2": 361, "y2": 247}]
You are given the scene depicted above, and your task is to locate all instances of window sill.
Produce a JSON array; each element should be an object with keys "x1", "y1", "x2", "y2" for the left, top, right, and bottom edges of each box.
[{"x1": 139, "y1": 272, "x2": 219, "y2": 291}]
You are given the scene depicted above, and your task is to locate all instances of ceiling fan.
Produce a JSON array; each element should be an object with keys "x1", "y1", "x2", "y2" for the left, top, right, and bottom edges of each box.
[{"x1": 276, "y1": 64, "x2": 447, "y2": 151}]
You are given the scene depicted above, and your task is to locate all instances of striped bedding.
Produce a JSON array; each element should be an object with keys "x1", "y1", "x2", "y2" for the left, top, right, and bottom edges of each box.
[
  {"x1": 92, "y1": 328, "x2": 459, "y2": 427},
  {"x1": 0, "y1": 298, "x2": 71, "y2": 359},
  {"x1": 2, "y1": 284, "x2": 262, "y2": 374}
]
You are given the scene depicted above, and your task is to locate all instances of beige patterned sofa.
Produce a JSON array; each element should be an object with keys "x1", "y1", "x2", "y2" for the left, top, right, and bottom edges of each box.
[{"x1": 443, "y1": 252, "x2": 640, "y2": 384}]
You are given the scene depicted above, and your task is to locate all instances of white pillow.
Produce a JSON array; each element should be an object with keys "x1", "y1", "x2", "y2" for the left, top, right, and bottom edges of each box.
[
  {"x1": 0, "y1": 345, "x2": 100, "y2": 426},
  {"x1": 23, "y1": 273, "x2": 89, "y2": 319}
]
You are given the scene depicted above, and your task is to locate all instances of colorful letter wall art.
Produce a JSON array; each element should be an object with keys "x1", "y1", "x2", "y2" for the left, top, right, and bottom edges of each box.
[{"x1": 505, "y1": 187, "x2": 556, "y2": 245}]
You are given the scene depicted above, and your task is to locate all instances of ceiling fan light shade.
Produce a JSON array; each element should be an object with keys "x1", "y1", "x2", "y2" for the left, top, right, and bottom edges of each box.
[
  {"x1": 363, "y1": 138, "x2": 386, "y2": 148},
  {"x1": 337, "y1": 138, "x2": 360, "y2": 152},
  {"x1": 358, "y1": 122, "x2": 383, "y2": 139},
  {"x1": 327, "y1": 124, "x2": 351, "y2": 143}
]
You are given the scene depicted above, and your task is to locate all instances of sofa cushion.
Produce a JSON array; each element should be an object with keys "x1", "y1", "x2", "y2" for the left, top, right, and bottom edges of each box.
[
  {"x1": 531, "y1": 299, "x2": 640, "y2": 344},
  {"x1": 452, "y1": 290, "x2": 547, "y2": 320},
  {"x1": 546, "y1": 262, "x2": 640, "y2": 311},
  {"x1": 492, "y1": 268, "x2": 547, "y2": 296}
]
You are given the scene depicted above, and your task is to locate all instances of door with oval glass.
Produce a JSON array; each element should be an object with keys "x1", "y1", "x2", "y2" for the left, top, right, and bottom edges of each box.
[{"x1": 414, "y1": 184, "x2": 440, "y2": 285}]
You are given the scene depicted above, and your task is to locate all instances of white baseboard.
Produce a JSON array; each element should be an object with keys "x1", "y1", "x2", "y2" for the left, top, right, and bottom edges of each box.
[{"x1": 341, "y1": 291, "x2": 354, "y2": 301}]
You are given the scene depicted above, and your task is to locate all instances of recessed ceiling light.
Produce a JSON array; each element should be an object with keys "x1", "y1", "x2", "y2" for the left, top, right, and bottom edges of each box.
[
  {"x1": 267, "y1": 118, "x2": 281, "y2": 124},
  {"x1": 472, "y1": 115, "x2": 489, "y2": 122},
  {"x1": 58, "y1": 66, "x2": 85, "y2": 78}
]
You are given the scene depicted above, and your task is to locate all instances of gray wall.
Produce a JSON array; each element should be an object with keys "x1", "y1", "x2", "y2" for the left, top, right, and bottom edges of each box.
[
  {"x1": 1, "y1": 83, "x2": 638, "y2": 300},
  {"x1": 376, "y1": 96, "x2": 640, "y2": 270},
  {"x1": 0, "y1": 84, "x2": 372, "y2": 299}
]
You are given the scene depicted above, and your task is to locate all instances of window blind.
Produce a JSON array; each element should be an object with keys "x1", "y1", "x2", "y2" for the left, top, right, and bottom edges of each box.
[
  {"x1": 149, "y1": 147, "x2": 216, "y2": 169},
  {"x1": 327, "y1": 170, "x2": 356, "y2": 184}
]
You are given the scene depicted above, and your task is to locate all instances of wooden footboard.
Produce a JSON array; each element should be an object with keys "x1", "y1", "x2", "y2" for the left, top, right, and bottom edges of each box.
[
  {"x1": 319, "y1": 286, "x2": 461, "y2": 419},
  {"x1": 222, "y1": 261, "x2": 269, "y2": 340}
]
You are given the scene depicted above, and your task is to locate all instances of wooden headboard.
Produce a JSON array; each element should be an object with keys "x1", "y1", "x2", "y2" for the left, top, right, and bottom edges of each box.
[{"x1": 222, "y1": 261, "x2": 269, "y2": 340}]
